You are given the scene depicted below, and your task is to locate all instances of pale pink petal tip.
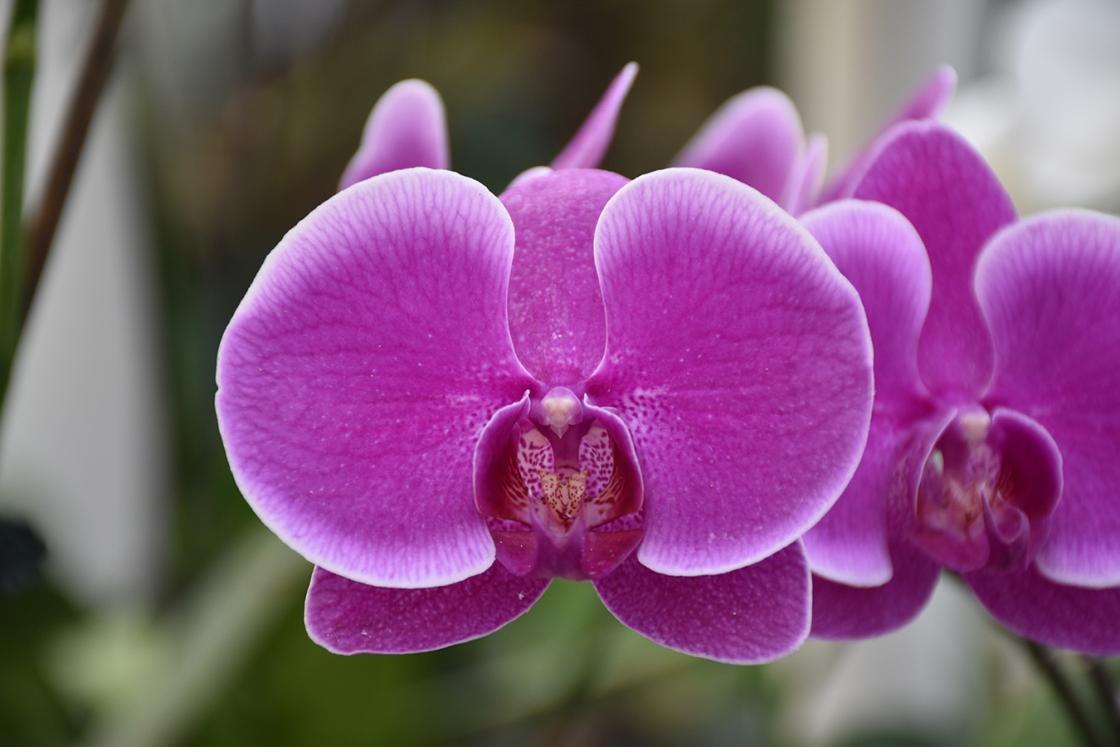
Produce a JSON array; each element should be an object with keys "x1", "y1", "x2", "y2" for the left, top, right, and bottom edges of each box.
[
  {"x1": 784, "y1": 133, "x2": 827, "y2": 216},
  {"x1": 551, "y1": 62, "x2": 638, "y2": 170},
  {"x1": 674, "y1": 87, "x2": 804, "y2": 202},
  {"x1": 340, "y1": 79, "x2": 449, "y2": 189}
]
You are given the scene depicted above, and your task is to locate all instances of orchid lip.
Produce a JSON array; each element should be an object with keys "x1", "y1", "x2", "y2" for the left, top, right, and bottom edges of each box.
[
  {"x1": 910, "y1": 406, "x2": 1061, "y2": 574},
  {"x1": 474, "y1": 389, "x2": 644, "y2": 581}
]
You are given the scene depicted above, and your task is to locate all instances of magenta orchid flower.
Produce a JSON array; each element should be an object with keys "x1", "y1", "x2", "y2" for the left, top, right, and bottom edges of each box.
[
  {"x1": 217, "y1": 105, "x2": 874, "y2": 661},
  {"x1": 803, "y1": 120, "x2": 1120, "y2": 655},
  {"x1": 675, "y1": 66, "x2": 957, "y2": 215}
]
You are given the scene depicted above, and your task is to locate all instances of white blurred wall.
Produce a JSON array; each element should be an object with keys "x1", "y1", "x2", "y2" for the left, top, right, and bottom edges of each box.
[
  {"x1": 777, "y1": 0, "x2": 990, "y2": 168},
  {"x1": 0, "y1": 0, "x2": 166, "y2": 606}
]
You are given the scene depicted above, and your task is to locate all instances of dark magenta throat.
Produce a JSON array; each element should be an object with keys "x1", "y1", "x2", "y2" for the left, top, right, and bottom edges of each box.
[
  {"x1": 910, "y1": 407, "x2": 1061, "y2": 574},
  {"x1": 475, "y1": 387, "x2": 643, "y2": 580}
]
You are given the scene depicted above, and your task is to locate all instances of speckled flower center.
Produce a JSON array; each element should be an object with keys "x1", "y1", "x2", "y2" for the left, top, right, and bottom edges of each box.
[
  {"x1": 479, "y1": 387, "x2": 643, "y2": 580},
  {"x1": 502, "y1": 389, "x2": 630, "y2": 538},
  {"x1": 911, "y1": 410, "x2": 1051, "y2": 573}
]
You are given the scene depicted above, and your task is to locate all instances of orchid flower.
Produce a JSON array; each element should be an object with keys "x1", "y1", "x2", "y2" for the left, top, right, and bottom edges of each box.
[
  {"x1": 216, "y1": 82, "x2": 874, "y2": 661},
  {"x1": 674, "y1": 66, "x2": 957, "y2": 215},
  {"x1": 802, "y1": 120, "x2": 1120, "y2": 655}
]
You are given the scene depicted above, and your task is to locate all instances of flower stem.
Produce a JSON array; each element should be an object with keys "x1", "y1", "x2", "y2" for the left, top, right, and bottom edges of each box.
[
  {"x1": 0, "y1": 0, "x2": 38, "y2": 408},
  {"x1": 1083, "y1": 656, "x2": 1120, "y2": 744},
  {"x1": 1022, "y1": 640, "x2": 1102, "y2": 746},
  {"x1": 21, "y1": 0, "x2": 130, "y2": 326}
]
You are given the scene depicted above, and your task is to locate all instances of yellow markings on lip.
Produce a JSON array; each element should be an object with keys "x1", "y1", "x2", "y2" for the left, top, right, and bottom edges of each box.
[{"x1": 539, "y1": 469, "x2": 588, "y2": 521}]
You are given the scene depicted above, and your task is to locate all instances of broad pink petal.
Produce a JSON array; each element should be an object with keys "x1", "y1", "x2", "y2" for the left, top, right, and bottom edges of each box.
[
  {"x1": 339, "y1": 80, "x2": 449, "y2": 189},
  {"x1": 502, "y1": 169, "x2": 628, "y2": 383},
  {"x1": 804, "y1": 420, "x2": 913, "y2": 586},
  {"x1": 216, "y1": 169, "x2": 535, "y2": 588},
  {"x1": 800, "y1": 201, "x2": 932, "y2": 584},
  {"x1": 594, "y1": 543, "x2": 811, "y2": 663},
  {"x1": 967, "y1": 566, "x2": 1120, "y2": 655},
  {"x1": 306, "y1": 564, "x2": 549, "y2": 654},
  {"x1": 551, "y1": 63, "x2": 638, "y2": 170},
  {"x1": 673, "y1": 87, "x2": 804, "y2": 203},
  {"x1": 588, "y1": 168, "x2": 873, "y2": 576},
  {"x1": 784, "y1": 133, "x2": 827, "y2": 216},
  {"x1": 820, "y1": 66, "x2": 957, "y2": 203},
  {"x1": 801, "y1": 200, "x2": 930, "y2": 404},
  {"x1": 854, "y1": 122, "x2": 1016, "y2": 400},
  {"x1": 976, "y1": 210, "x2": 1120, "y2": 586},
  {"x1": 811, "y1": 542, "x2": 940, "y2": 640}
]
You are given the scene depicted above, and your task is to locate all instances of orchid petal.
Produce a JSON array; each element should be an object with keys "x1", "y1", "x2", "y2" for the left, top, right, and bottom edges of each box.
[
  {"x1": 506, "y1": 165, "x2": 552, "y2": 191},
  {"x1": 502, "y1": 169, "x2": 628, "y2": 383},
  {"x1": 976, "y1": 210, "x2": 1120, "y2": 586},
  {"x1": 674, "y1": 87, "x2": 804, "y2": 203},
  {"x1": 551, "y1": 63, "x2": 638, "y2": 170},
  {"x1": 339, "y1": 80, "x2": 449, "y2": 189},
  {"x1": 967, "y1": 566, "x2": 1120, "y2": 655},
  {"x1": 988, "y1": 408, "x2": 1063, "y2": 544},
  {"x1": 801, "y1": 200, "x2": 930, "y2": 404},
  {"x1": 784, "y1": 133, "x2": 827, "y2": 216},
  {"x1": 804, "y1": 421, "x2": 914, "y2": 586},
  {"x1": 821, "y1": 65, "x2": 957, "y2": 203},
  {"x1": 588, "y1": 168, "x2": 873, "y2": 576},
  {"x1": 854, "y1": 122, "x2": 1016, "y2": 400},
  {"x1": 217, "y1": 169, "x2": 535, "y2": 588},
  {"x1": 891, "y1": 65, "x2": 957, "y2": 127},
  {"x1": 595, "y1": 542, "x2": 810, "y2": 664},
  {"x1": 811, "y1": 543, "x2": 940, "y2": 640},
  {"x1": 800, "y1": 201, "x2": 932, "y2": 585},
  {"x1": 305, "y1": 564, "x2": 549, "y2": 654}
]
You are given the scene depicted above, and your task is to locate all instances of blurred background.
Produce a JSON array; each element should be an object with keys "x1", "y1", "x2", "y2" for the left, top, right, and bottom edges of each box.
[{"x1": 1, "y1": 0, "x2": 1118, "y2": 744}]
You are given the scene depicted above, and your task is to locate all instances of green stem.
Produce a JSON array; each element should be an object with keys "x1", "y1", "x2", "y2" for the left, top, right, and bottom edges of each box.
[
  {"x1": 0, "y1": 0, "x2": 38, "y2": 408},
  {"x1": 1083, "y1": 656, "x2": 1120, "y2": 745},
  {"x1": 1022, "y1": 640, "x2": 1102, "y2": 747}
]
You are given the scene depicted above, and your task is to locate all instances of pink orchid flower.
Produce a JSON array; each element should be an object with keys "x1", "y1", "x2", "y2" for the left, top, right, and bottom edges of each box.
[
  {"x1": 215, "y1": 69, "x2": 873, "y2": 663},
  {"x1": 804, "y1": 121, "x2": 1120, "y2": 655}
]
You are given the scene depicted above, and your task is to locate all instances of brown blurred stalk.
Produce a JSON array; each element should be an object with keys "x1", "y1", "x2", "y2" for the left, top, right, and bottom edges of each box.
[
  {"x1": 0, "y1": 0, "x2": 129, "y2": 418},
  {"x1": 21, "y1": 0, "x2": 130, "y2": 324}
]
